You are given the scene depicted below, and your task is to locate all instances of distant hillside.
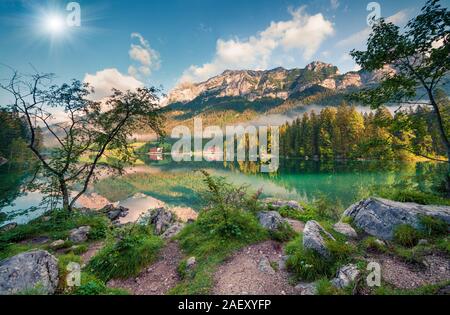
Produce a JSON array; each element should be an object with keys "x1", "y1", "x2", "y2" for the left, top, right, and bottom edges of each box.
[{"x1": 161, "y1": 61, "x2": 396, "y2": 130}]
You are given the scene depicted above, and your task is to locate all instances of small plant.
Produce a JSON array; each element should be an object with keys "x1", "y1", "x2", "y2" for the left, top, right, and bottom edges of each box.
[
  {"x1": 393, "y1": 224, "x2": 420, "y2": 248},
  {"x1": 419, "y1": 215, "x2": 448, "y2": 237},
  {"x1": 363, "y1": 237, "x2": 387, "y2": 253},
  {"x1": 86, "y1": 225, "x2": 163, "y2": 281},
  {"x1": 269, "y1": 222, "x2": 296, "y2": 242}
]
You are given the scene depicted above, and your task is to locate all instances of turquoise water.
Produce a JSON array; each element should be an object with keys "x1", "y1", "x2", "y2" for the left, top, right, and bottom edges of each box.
[{"x1": 0, "y1": 158, "x2": 447, "y2": 225}]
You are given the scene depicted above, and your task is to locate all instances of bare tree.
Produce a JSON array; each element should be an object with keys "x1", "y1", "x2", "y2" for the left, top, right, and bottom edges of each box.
[{"x1": 0, "y1": 70, "x2": 164, "y2": 211}]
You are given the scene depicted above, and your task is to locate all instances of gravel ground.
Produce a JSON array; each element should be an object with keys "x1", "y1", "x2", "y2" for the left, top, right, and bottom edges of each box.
[{"x1": 213, "y1": 241, "x2": 297, "y2": 295}]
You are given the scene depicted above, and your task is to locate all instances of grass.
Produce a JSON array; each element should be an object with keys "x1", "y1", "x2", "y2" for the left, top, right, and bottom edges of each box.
[
  {"x1": 376, "y1": 189, "x2": 450, "y2": 206},
  {"x1": 0, "y1": 209, "x2": 109, "y2": 259},
  {"x1": 86, "y1": 225, "x2": 163, "y2": 282},
  {"x1": 373, "y1": 280, "x2": 450, "y2": 295},
  {"x1": 393, "y1": 224, "x2": 420, "y2": 248}
]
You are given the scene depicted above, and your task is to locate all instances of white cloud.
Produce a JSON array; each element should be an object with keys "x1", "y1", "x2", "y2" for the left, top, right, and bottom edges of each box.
[
  {"x1": 330, "y1": 0, "x2": 340, "y2": 10},
  {"x1": 179, "y1": 6, "x2": 334, "y2": 83},
  {"x1": 84, "y1": 68, "x2": 144, "y2": 100},
  {"x1": 128, "y1": 32, "x2": 160, "y2": 79}
]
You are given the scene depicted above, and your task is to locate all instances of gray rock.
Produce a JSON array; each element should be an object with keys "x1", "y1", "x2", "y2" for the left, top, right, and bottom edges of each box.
[
  {"x1": 0, "y1": 223, "x2": 17, "y2": 233},
  {"x1": 258, "y1": 257, "x2": 276, "y2": 275},
  {"x1": 257, "y1": 211, "x2": 285, "y2": 231},
  {"x1": 186, "y1": 257, "x2": 196, "y2": 269},
  {"x1": 69, "y1": 226, "x2": 91, "y2": 243},
  {"x1": 343, "y1": 198, "x2": 450, "y2": 240},
  {"x1": 161, "y1": 223, "x2": 185, "y2": 240},
  {"x1": 149, "y1": 208, "x2": 177, "y2": 235},
  {"x1": 278, "y1": 255, "x2": 289, "y2": 271},
  {"x1": 0, "y1": 250, "x2": 59, "y2": 295},
  {"x1": 0, "y1": 156, "x2": 7, "y2": 166},
  {"x1": 331, "y1": 264, "x2": 360, "y2": 289},
  {"x1": 294, "y1": 282, "x2": 317, "y2": 295},
  {"x1": 101, "y1": 204, "x2": 129, "y2": 221},
  {"x1": 418, "y1": 239, "x2": 429, "y2": 246},
  {"x1": 267, "y1": 200, "x2": 303, "y2": 211},
  {"x1": 333, "y1": 222, "x2": 358, "y2": 239},
  {"x1": 303, "y1": 221, "x2": 336, "y2": 258},
  {"x1": 49, "y1": 240, "x2": 65, "y2": 249}
]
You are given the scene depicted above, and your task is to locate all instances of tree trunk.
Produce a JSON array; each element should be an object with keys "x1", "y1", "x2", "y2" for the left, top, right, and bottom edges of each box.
[{"x1": 59, "y1": 178, "x2": 71, "y2": 212}]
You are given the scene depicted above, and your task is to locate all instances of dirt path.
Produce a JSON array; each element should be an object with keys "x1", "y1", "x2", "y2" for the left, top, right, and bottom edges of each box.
[
  {"x1": 366, "y1": 253, "x2": 450, "y2": 290},
  {"x1": 80, "y1": 242, "x2": 104, "y2": 267},
  {"x1": 213, "y1": 241, "x2": 296, "y2": 295},
  {"x1": 108, "y1": 241, "x2": 183, "y2": 295}
]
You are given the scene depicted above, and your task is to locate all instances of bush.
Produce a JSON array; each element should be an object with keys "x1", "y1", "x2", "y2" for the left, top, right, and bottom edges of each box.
[
  {"x1": 86, "y1": 225, "x2": 163, "y2": 281},
  {"x1": 269, "y1": 222, "x2": 297, "y2": 242},
  {"x1": 285, "y1": 235, "x2": 334, "y2": 281},
  {"x1": 393, "y1": 224, "x2": 420, "y2": 248},
  {"x1": 362, "y1": 237, "x2": 387, "y2": 253},
  {"x1": 419, "y1": 215, "x2": 448, "y2": 237}
]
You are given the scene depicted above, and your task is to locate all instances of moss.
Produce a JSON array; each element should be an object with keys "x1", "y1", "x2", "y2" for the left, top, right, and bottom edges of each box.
[
  {"x1": 86, "y1": 225, "x2": 163, "y2": 282},
  {"x1": 393, "y1": 224, "x2": 420, "y2": 248}
]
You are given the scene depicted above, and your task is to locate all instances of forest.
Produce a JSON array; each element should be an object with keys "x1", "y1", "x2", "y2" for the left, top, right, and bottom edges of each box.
[{"x1": 279, "y1": 95, "x2": 450, "y2": 163}]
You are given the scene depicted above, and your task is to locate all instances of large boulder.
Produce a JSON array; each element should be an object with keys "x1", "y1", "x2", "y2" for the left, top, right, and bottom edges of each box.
[
  {"x1": 333, "y1": 222, "x2": 358, "y2": 239},
  {"x1": 343, "y1": 198, "x2": 450, "y2": 240},
  {"x1": 331, "y1": 264, "x2": 360, "y2": 289},
  {"x1": 69, "y1": 226, "x2": 91, "y2": 243},
  {"x1": 149, "y1": 208, "x2": 177, "y2": 235},
  {"x1": 303, "y1": 221, "x2": 336, "y2": 258},
  {"x1": 257, "y1": 211, "x2": 285, "y2": 231},
  {"x1": 0, "y1": 250, "x2": 59, "y2": 295}
]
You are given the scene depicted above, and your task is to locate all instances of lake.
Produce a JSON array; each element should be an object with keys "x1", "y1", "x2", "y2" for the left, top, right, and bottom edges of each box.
[{"x1": 0, "y1": 156, "x2": 447, "y2": 226}]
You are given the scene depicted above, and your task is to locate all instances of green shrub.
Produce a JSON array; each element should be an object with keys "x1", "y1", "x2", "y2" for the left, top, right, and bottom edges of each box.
[
  {"x1": 316, "y1": 278, "x2": 344, "y2": 295},
  {"x1": 269, "y1": 222, "x2": 297, "y2": 242},
  {"x1": 393, "y1": 224, "x2": 420, "y2": 248},
  {"x1": 362, "y1": 237, "x2": 387, "y2": 253},
  {"x1": 326, "y1": 239, "x2": 355, "y2": 261},
  {"x1": 74, "y1": 279, "x2": 128, "y2": 295},
  {"x1": 285, "y1": 235, "x2": 334, "y2": 281},
  {"x1": 377, "y1": 189, "x2": 450, "y2": 206},
  {"x1": 86, "y1": 225, "x2": 163, "y2": 281},
  {"x1": 419, "y1": 215, "x2": 448, "y2": 237}
]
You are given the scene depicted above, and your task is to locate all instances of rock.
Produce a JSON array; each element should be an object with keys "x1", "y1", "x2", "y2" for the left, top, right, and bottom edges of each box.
[
  {"x1": 331, "y1": 264, "x2": 360, "y2": 289},
  {"x1": 267, "y1": 200, "x2": 303, "y2": 211},
  {"x1": 69, "y1": 226, "x2": 91, "y2": 243},
  {"x1": 333, "y1": 222, "x2": 358, "y2": 239},
  {"x1": 343, "y1": 198, "x2": 450, "y2": 240},
  {"x1": 0, "y1": 250, "x2": 59, "y2": 295},
  {"x1": 186, "y1": 257, "x2": 196, "y2": 269},
  {"x1": 257, "y1": 211, "x2": 285, "y2": 231},
  {"x1": 0, "y1": 156, "x2": 8, "y2": 166},
  {"x1": 418, "y1": 239, "x2": 429, "y2": 246},
  {"x1": 303, "y1": 221, "x2": 336, "y2": 258},
  {"x1": 437, "y1": 285, "x2": 450, "y2": 295},
  {"x1": 149, "y1": 208, "x2": 177, "y2": 235},
  {"x1": 258, "y1": 257, "x2": 276, "y2": 275},
  {"x1": 374, "y1": 239, "x2": 385, "y2": 247},
  {"x1": 294, "y1": 282, "x2": 317, "y2": 295},
  {"x1": 161, "y1": 223, "x2": 185, "y2": 240},
  {"x1": 278, "y1": 255, "x2": 289, "y2": 271},
  {"x1": 0, "y1": 223, "x2": 17, "y2": 233},
  {"x1": 49, "y1": 240, "x2": 65, "y2": 249},
  {"x1": 100, "y1": 204, "x2": 129, "y2": 221}
]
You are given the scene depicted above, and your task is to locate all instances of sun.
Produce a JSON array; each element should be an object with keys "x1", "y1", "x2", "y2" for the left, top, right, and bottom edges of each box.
[{"x1": 44, "y1": 14, "x2": 66, "y2": 35}]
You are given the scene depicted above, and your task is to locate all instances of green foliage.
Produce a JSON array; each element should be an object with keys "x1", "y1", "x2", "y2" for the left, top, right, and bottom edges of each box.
[
  {"x1": 316, "y1": 278, "x2": 344, "y2": 295},
  {"x1": 419, "y1": 215, "x2": 448, "y2": 237},
  {"x1": 393, "y1": 224, "x2": 420, "y2": 248},
  {"x1": 378, "y1": 189, "x2": 450, "y2": 206},
  {"x1": 74, "y1": 278, "x2": 129, "y2": 296},
  {"x1": 373, "y1": 281, "x2": 450, "y2": 295},
  {"x1": 0, "y1": 209, "x2": 109, "y2": 255},
  {"x1": 269, "y1": 221, "x2": 297, "y2": 242},
  {"x1": 86, "y1": 225, "x2": 163, "y2": 281},
  {"x1": 285, "y1": 235, "x2": 334, "y2": 281},
  {"x1": 170, "y1": 173, "x2": 268, "y2": 294},
  {"x1": 362, "y1": 237, "x2": 387, "y2": 253}
]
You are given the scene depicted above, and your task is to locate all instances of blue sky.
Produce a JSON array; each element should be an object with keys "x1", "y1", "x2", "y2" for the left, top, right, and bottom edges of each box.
[{"x1": 0, "y1": 0, "x2": 448, "y2": 99}]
